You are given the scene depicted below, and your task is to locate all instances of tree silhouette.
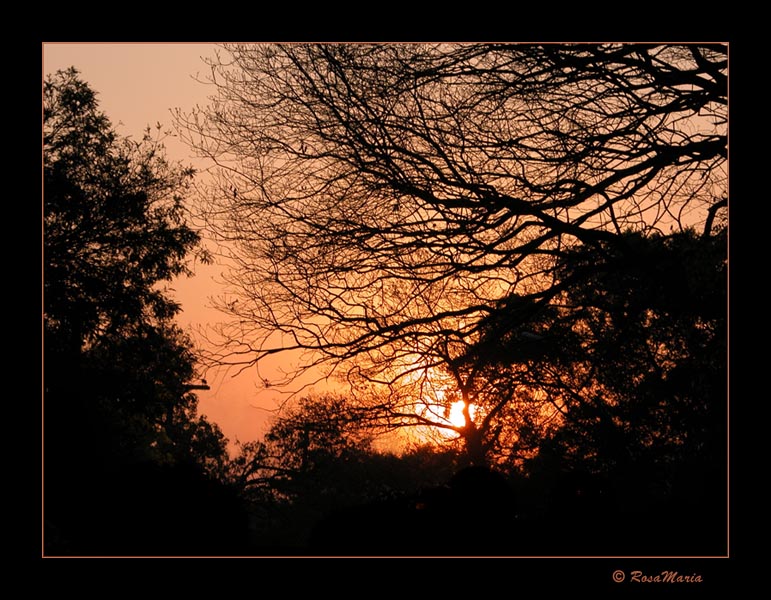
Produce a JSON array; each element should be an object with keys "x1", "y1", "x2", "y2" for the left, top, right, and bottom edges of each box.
[
  {"x1": 176, "y1": 43, "x2": 727, "y2": 464},
  {"x1": 43, "y1": 68, "x2": 239, "y2": 555},
  {"x1": 227, "y1": 393, "x2": 462, "y2": 551},
  {"x1": 535, "y1": 229, "x2": 726, "y2": 553}
]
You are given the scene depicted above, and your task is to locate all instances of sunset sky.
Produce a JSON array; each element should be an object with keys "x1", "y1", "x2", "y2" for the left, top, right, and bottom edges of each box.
[
  {"x1": 43, "y1": 43, "x2": 281, "y2": 445},
  {"x1": 43, "y1": 43, "x2": 728, "y2": 561},
  {"x1": 42, "y1": 42, "x2": 728, "y2": 452}
]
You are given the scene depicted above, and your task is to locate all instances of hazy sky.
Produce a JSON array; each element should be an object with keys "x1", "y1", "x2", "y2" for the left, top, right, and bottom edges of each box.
[{"x1": 43, "y1": 43, "x2": 280, "y2": 445}]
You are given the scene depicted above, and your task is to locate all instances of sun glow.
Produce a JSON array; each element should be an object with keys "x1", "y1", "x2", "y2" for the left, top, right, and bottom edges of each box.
[{"x1": 447, "y1": 400, "x2": 470, "y2": 428}]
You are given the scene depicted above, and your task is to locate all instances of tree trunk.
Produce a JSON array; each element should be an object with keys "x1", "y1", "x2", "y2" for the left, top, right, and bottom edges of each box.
[
  {"x1": 464, "y1": 427, "x2": 487, "y2": 467},
  {"x1": 461, "y1": 398, "x2": 486, "y2": 467}
]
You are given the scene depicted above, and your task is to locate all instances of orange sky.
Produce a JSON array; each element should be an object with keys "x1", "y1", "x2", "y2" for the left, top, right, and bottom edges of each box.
[{"x1": 43, "y1": 43, "x2": 286, "y2": 446}]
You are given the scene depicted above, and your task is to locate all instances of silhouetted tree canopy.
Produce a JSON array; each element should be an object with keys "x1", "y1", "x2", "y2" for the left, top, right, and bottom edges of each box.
[
  {"x1": 177, "y1": 43, "x2": 727, "y2": 466},
  {"x1": 44, "y1": 68, "x2": 238, "y2": 555},
  {"x1": 45, "y1": 68, "x2": 203, "y2": 353},
  {"x1": 450, "y1": 227, "x2": 727, "y2": 466},
  {"x1": 227, "y1": 393, "x2": 463, "y2": 550}
]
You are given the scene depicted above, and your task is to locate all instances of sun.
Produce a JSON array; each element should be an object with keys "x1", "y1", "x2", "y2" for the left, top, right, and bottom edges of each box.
[
  {"x1": 447, "y1": 400, "x2": 471, "y2": 428},
  {"x1": 411, "y1": 397, "x2": 476, "y2": 444}
]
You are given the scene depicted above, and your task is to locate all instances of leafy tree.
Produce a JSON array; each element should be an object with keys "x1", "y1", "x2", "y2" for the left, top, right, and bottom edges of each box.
[
  {"x1": 449, "y1": 226, "x2": 725, "y2": 462},
  {"x1": 464, "y1": 226, "x2": 727, "y2": 554},
  {"x1": 228, "y1": 394, "x2": 462, "y2": 549},
  {"x1": 43, "y1": 68, "x2": 237, "y2": 555},
  {"x1": 537, "y1": 228, "x2": 725, "y2": 485},
  {"x1": 176, "y1": 43, "x2": 727, "y2": 463},
  {"x1": 229, "y1": 395, "x2": 372, "y2": 498},
  {"x1": 45, "y1": 68, "x2": 203, "y2": 354}
]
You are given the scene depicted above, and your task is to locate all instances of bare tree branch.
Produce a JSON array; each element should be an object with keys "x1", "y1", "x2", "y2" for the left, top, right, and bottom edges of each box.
[{"x1": 175, "y1": 43, "x2": 727, "y2": 463}]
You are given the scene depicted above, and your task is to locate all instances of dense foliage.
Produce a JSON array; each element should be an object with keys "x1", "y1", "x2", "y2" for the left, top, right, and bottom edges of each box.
[{"x1": 43, "y1": 69, "x2": 241, "y2": 555}]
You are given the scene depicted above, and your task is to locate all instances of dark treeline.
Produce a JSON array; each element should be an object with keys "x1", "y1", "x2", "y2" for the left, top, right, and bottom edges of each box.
[
  {"x1": 43, "y1": 68, "x2": 246, "y2": 555},
  {"x1": 44, "y1": 44, "x2": 727, "y2": 558}
]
